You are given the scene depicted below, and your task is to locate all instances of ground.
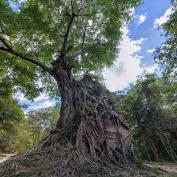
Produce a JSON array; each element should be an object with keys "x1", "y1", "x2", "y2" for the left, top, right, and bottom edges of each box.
[
  {"x1": 0, "y1": 144, "x2": 177, "y2": 177},
  {"x1": 146, "y1": 162, "x2": 177, "y2": 175}
]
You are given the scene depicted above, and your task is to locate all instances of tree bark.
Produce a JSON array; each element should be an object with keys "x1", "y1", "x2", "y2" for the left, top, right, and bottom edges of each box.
[{"x1": 43, "y1": 58, "x2": 131, "y2": 163}]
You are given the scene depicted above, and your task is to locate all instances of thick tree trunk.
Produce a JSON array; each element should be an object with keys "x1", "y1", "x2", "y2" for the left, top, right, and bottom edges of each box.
[{"x1": 43, "y1": 58, "x2": 131, "y2": 163}]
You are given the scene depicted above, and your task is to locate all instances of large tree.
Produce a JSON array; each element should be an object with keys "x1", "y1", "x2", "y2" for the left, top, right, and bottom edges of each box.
[
  {"x1": 120, "y1": 74, "x2": 177, "y2": 161},
  {"x1": 0, "y1": 0, "x2": 141, "y2": 173},
  {"x1": 154, "y1": 1, "x2": 177, "y2": 79}
]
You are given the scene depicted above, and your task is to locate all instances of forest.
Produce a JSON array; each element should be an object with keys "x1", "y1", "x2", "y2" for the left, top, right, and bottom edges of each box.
[{"x1": 0, "y1": 0, "x2": 177, "y2": 176}]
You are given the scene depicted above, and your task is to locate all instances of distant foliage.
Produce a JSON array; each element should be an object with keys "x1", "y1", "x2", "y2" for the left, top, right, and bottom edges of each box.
[
  {"x1": 12, "y1": 108, "x2": 59, "y2": 153},
  {"x1": 0, "y1": 81, "x2": 59, "y2": 153},
  {"x1": 154, "y1": 3, "x2": 177, "y2": 79},
  {"x1": 117, "y1": 73, "x2": 177, "y2": 161},
  {"x1": 0, "y1": 78, "x2": 24, "y2": 153},
  {"x1": 26, "y1": 108, "x2": 59, "y2": 145}
]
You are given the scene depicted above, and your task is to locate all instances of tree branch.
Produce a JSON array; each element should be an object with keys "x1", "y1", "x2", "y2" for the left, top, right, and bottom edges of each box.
[
  {"x1": 81, "y1": 24, "x2": 87, "y2": 48},
  {"x1": 0, "y1": 35, "x2": 11, "y2": 49},
  {"x1": 0, "y1": 36, "x2": 52, "y2": 75},
  {"x1": 59, "y1": 1, "x2": 90, "y2": 59},
  {"x1": 59, "y1": 12, "x2": 76, "y2": 57}
]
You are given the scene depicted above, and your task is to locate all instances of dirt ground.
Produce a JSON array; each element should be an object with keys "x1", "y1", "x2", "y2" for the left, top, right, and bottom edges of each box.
[
  {"x1": 0, "y1": 154, "x2": 16, "y2": 164},
  {"x1": 146, "y1": 162, "x2": 177, "y2": 174},
  {"x1": 1, "y1": 155, "x2": 177, "y2": 174}
]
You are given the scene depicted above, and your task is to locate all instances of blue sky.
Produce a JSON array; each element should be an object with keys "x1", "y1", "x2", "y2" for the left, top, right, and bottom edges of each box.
[
  {"x1": 15, "y1": 0, "x2": 173, "y2": 111},
  {"x1": 130, "y1": 0, "x2": 172, "y2": 67},
  {"x1": 103, "y1": 0, "x2": 173, "y2": 91}
]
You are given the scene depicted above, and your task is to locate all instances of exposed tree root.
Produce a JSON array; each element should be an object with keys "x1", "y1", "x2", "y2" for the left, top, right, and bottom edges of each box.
[{"x1": 0, "y1": 143, "x2": 159, "y2": 177}]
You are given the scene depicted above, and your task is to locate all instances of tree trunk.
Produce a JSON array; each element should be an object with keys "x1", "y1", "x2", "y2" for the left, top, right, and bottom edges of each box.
[{"x1": 43, "y1": 58, "x2": 131, "y2": 163}]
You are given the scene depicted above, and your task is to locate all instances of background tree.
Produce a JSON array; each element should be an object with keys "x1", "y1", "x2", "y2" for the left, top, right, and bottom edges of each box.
[
  {"x1": 0, "y1": 77, "x2": 24, "y2": 153},
  {"x1": 154, "y1": 2, "x2": 177, "y2": 79},
  {"x1": 119, "y1": 73, "x2": 177, "y2": 161},
  {"x1": 12, "y1": 108, "x2": 59, "y2": 153},
  {"x1": 26, "y1": 108, "x2": 59, "y2": 146}
]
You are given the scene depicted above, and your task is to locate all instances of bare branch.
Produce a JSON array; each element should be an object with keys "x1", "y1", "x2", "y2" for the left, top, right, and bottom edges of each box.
[
  {"x1": 75, "y1": 0, "x2": 89, "y2": 14},
  {"x1": 59, "y1": 7, "x2": 76, "y2": 57}
]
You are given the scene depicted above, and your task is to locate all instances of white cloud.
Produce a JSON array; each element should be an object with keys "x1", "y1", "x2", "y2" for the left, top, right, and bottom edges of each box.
[
  {"x1": 137, "y1": 14, "x2": 147, "y2": 24},
  {"x1": 14, "y1": 92, "x2": 27, "y2": 102},
  {"x1": 14, "y1": 92, "x2": 56, "y2": 112},
  {"x1": 15, "y1": 92, "x2": 50, "y2": 103},
  {"x1": 146, "y1": 48, "x2": 155, "y2": 54},
  {"x1": 33, "y1": 93, "x2": 49, "y2": 102},
  {"x1": 30, "y1": 93, "x2": 56, "y2": 110},
  {"x1": 130, "y1": 8, "x2": 135, "y2": 16},
  {"x1": 102, "y1": 26, "x2": 156, "y2": 91},
  {"x1": 31, "y1": 100, "x2": 55, "y2": 110},
  {"x1": 18, "y1": 0, "x2": 26, "y2": 3},
  {"x1": 143, "y1": 64, "x2": 157, "y2": 73},
  {"x1": 154, "y1": 7, "x2": 173, "y2": 28}
]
